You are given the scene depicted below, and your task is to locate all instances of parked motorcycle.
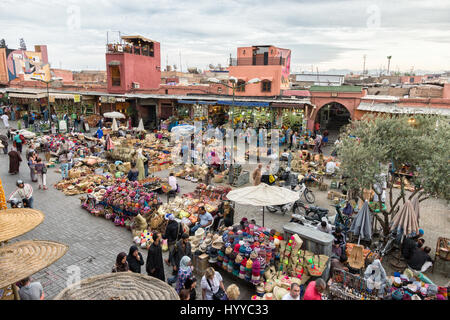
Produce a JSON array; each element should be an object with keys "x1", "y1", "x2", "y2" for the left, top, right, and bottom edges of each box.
[
  {"x1": 266, "y1": 178, "x2": 315, "y2": 214},
  {"x1": 292, "y1": 201, "x2": 329, "y2": 223}
]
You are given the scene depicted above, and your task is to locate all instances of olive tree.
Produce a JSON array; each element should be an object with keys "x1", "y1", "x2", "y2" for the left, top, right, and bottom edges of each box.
[{"x1": 337, "y1": 114, "x2": 450, "y2": 238}]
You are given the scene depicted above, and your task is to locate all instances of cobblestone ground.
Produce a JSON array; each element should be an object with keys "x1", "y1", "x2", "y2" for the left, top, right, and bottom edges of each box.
[{"x1": 1, "y1": 122, "x2": 448, "y2": 300}]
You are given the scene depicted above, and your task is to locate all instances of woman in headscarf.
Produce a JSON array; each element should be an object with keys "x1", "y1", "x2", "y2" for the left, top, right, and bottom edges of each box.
[
  {"x1": 364, "y1": 255, "x2": 387, "y2": 297},
  {"x1": 175, "y1": 256, "x2": 193, "y2": 293},
  {"x1": 112, "y1": 252, "x2": 129, "y2": 273},
  {"x1": 8, "y1": 147, "x2": 22, "y2": 174},
  {"x1": 126, "y1": 245, "x2": 144, "y2": 273}
]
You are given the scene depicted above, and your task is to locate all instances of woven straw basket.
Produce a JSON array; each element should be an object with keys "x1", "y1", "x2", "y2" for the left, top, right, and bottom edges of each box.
[
  {"x1": 0, "y1": 240, "x2": 68, "y2": 288},
  {"x1": 0, "y1": 208, "x2": 45, "y2": 242},
  {"x1": 53, "y1": 272, "x2": 180, "y2": 300}
]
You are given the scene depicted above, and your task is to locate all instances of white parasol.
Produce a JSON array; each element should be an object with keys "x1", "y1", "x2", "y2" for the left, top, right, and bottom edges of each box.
[
  {"x1": 111, "y1": 118, "x2": 119, "y2": 131},
  {"x1": 138, "y1": 118, "x2": 145, "y2": 131},
  {"x1": 226, "y1": 183, "x2": 299, "y2": 226},
  {"x1": 103, "y1": 111, "x2": 126, "y2": 119}
]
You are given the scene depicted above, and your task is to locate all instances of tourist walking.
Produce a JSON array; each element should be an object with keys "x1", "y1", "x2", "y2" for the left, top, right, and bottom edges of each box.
[
  {"x1": 13, "y1": 132, "x2": 23, "y2": 153},
  {"x1": 27, "y1": 149, "x2": 38, "y2": 182},
  {"x1": 58, "y1": 139, "x2": 71, "y2": 180},
  {"x1": 168, "y1": 233, "x2": 192, "y2": 285},
  {"x1": 1, "y1": 113, "x2": 9, "y2": 129},
  {"x1": 201, "y1": 267, "x2": 225, "y2": 300},
  {"x1": 112, "y1": 252, "x2": 129, "y2": 273},
  {"x1": 146, "y1": 232, "x2": 165, "y2": 281},
  {"x1": 226, "y1": 284, "x2": 240, "y2": 300},
  {"x1": 126, "y1": 246, "x2": 144, "y2": 273},
  {"x1": 8, "y1": 180, "x2": 33, "y2": 208},
  {"x1": 34, "y1": 158, "x2": 47, "y2": 190},
  {"x1": 0, "y1": 134, "x2": 8, "y2": 154},
  {"x1": 252, "y1": 164, "x2": 262, "y2": 186},
  {"x1": 175, "y1": 256, "x2": 193, "y2": 293},
  {"x1": 18, "y1": 277, "x2": 44, "y2": 300},
  {"x1": 282, "y1": 283, "x2": 301, "y2": 300},
  {"x1": 23, "y1": 112, "x2": 29, "y2": 128},
  {"x1": 8, "y1": 147, "x2": 22, "y2": 174},
  {"x1": 303, "y1": 278, "x2": 326, "y2": 300},
  {"x1": 184, "y1": 277, "x2": 197, "y2": 300}
]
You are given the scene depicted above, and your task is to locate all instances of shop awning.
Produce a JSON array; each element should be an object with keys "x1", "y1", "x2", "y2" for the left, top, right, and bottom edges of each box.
[
  {"x1": 357, "y1": 102, "x2": 450, "y2": 116},
  {"x1": 217, "y1": 100, "x2": 270, "y2": 107},
  {"x1": 271, "y1": 103, "x2": 304, "y2": 108},
  {"x1": 8, "y1": 92, "x2": 47, "y2": 99},
  {"x1": 50, "y1": 93, "x2": 75, "y2": 100},
  {"x1": 177, "y1": 100, "x2": 217, "y2": 105}
]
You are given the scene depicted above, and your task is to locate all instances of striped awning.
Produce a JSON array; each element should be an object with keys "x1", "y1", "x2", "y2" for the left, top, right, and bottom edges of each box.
[
  {"x1": 8, "y1": 92, "x2": 47, "y2": 99},
  {"x1": 177, "y1": 100, "x2": 216, "y2": 105},
  {"x1": 50, "y1": 93, "x2": 75, "y2": 100},
  {"x1": 357, "y1": 102, "x2": 450, "y2": 116},
  {"x1": 217, "y1": 100, "x2": 270, "y2": 107}
]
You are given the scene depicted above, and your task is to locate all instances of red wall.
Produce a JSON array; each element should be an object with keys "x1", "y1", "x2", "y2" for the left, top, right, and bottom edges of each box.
[{"x1": 106, "y1": 41, "x2": 161, "y2": 94}]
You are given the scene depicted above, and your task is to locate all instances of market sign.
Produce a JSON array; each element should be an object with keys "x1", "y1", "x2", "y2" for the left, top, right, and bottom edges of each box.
[
  {"x1": 100, "y1": 96, "x2": 117, "y2": 103},
  {"x1": 49, "y1": 95, "x2": 55, "y2": 103},
  {"x1": 74, "y1": 94, "x2": 81, "y2": 103}
]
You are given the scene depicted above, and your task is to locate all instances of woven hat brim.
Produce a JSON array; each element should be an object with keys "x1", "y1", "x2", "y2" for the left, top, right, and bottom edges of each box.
[
  {"x1": 0, "y1": 240, "x2": 68, "y2": 288},
  {"x1": 53, "y1": 272, "x2": 180, "y2": 300},
  {"x1": 0, "y1": 208, "x2": 45, "y2": 242}
]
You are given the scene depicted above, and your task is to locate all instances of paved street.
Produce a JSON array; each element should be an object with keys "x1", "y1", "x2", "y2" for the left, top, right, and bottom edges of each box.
[{"x1": 1, "y1": 122, "x2": 448, "y2": 300}]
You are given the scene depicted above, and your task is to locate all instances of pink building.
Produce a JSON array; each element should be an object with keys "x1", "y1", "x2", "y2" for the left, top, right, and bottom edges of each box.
[
  {"x1": 228, "y1": 45, "x2": 291, "y2": 96},
  {"x1": 400, "y1": 75, "x2": 425, "y2": 84},
  {"x1": 106, "y1": 35, "x2": 161, "y2": 94}
]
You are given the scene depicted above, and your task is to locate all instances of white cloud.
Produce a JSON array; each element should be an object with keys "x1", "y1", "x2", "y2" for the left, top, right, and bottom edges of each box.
[{"x1": 0, "y1": 0, "x2": 449, "y2": 72}]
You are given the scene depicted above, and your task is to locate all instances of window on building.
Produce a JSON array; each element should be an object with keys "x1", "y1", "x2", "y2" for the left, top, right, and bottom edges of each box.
[
  {"x1": 236, "y1": 80, "x2": 246, "y2": 92},
  {"x1": 261, "y1": 80, "x2": 271, "y2": 92},
  {"x1": 165, "y1": 89, "x2": 169, "y2": 94},
  {"x1": 217, "y1": 87, "x2": 222, "y2": 93},
  {"x1": 110, "y1": 66, "x2": 121, "y2": 86},
  {"x1": 410, "y1": 77, "x2": 414, "y2": 83}
]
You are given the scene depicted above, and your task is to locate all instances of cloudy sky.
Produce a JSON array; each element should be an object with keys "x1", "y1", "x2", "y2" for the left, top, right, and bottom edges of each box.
[{"x1": 1, "y1": 0, "x2": 449, "y2": 73}]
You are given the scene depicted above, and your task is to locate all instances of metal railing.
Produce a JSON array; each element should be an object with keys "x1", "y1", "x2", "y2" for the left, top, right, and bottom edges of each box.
[
  {"x1": 230, "y1": 57, "x2": 285, "y2": 66},
  {"x1": 106, "y1": 43, "x2": 154, "y2": 57}
]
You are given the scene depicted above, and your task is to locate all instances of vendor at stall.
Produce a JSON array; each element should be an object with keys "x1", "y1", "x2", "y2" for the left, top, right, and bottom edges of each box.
[
  {"x1": 212, "y1": 200, "x2": 234, "y2": 231},
  {"x1": 407, "y1": 246, "x2": 433, "y2": 272},
  {"x1": 330, "y1": 255, "x2": 349, "y2": 273},
  {"x1": 364, "y1": 256, "x2": 387, "y2": 297},
  {"x1": 190, "y1": 206, "x2": 213, "y2": 234},
  {"x1": 303, "y1": 278, "x2": 326, "y2": 300}
]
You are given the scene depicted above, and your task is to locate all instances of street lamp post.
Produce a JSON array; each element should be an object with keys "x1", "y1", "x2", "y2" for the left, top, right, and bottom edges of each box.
[
  {"x1": 30, "y1": 76, "x2": 63, "y2": 111},
  {"x1": 208, "y1": 77, "x2": 261, "y2": 184}
]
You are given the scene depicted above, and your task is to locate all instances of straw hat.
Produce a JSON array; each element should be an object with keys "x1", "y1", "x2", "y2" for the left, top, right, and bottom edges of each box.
[
  {"x1": 199, "y1": 242, "x2": 208, "y2": 252},
  {"x1": 225, "y1": 247, "x2": 233, "y2": 255},
  {"x1": 212, "y1": 234, "x2": 220, "y2": 242},
  {"x1": 212, "y1": 239, "x2": 224, "y2": 250},
  {"x1": 0, "y1": 240, "x2": 68, "y2": 288},
  {"x1": 54, "y1": 272, "x2": 179, "y2": 300},
  {"x1": 273, "y1": 286, "x2": 288, "y2": 300},
  {"x1": 204, "y1": 237, "x2": 212, "y2": 246},
  {"x1": 262, "y1": 293, "x2": 274, "y2": 300},
  {"x1": 250, "y1": 252, "x2": 258, "y2": 260},
  {"x1": 235, "y1": 254, "x2": 243, "y2": 264},
  {"x1": 194, "y1": 228, "x2": 205, "y2": 239},
  {"x1": 0, "y1": 208, "x2": 45, "y2": 242}
]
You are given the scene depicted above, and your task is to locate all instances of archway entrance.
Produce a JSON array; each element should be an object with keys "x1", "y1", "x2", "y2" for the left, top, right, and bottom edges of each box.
[{"x1": 316, "y1": 102, "x2": 351, "y2": 133}]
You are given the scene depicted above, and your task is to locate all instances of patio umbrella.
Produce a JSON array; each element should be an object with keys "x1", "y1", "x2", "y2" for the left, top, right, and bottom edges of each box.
[
  {"x1": 171, "y1": 124, "x2": 195, "y2": 134},
  {"x1": 0, "y1": 240, "x2": 68, "y2": 288},
  {"x1": 137, "y1": 118, "x2": 145, "y2": 131},
  {"x1": 53, "y1": 272, "x2": 179, "y2": 300},
  {"x1": 103, "y1": 111, "x2": 125, "y2": 119},
  {"x1": 111, "y1": 118, "x2": 119, "y2": 131},
  {"x1": 390, "y1": 200, "x2": 419, "y2": 237},
  {"x1": 348, "y1": 200, "x2": 372, "y2": 244},
  {"x1": 411, "y1": 195, "x2": 420, "y2": 226},
  {"x1": 0, "y1": 208, "x2": 45, "y2": 243},
  {"x1": 226, "y1": 183, "x2": 299, "y2": 226}
]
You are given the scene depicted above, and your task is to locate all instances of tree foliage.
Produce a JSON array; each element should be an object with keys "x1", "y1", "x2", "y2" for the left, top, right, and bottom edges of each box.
[{"x1": 337, "y1": 114, "x2": 450, "y2": 237}]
